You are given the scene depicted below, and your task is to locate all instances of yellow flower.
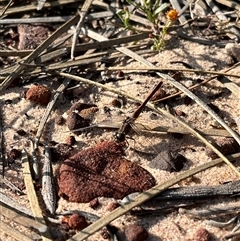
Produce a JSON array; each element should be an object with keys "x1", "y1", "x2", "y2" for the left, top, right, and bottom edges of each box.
[{"x1": 166, "y1": 9, "x2": 178, "y2": 21}]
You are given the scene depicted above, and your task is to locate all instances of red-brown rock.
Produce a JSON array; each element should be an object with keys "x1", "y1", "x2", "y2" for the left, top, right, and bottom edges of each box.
[
  {"x1": 125, "y1": 224, "x2": 148, "y2": 241},
  {"x1": 58, "y1": 141, "x2": 156, "y2": 202},
  {"x1": 68, "y1": 213, "x2": 88, "y2": 230},
  {"x1": 193, "y1": 228, "x2": 211, "y2": 241},
  {"x1": 26, "y1": 85, "x2": 51, "y2": 105}
]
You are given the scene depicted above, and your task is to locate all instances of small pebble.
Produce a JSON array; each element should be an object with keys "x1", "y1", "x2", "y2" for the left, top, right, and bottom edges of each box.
[
  {"x1": 117, "y1": 70, "x2": 124, "y2": 78},
  {"x1": 16, "y1": 129, "x2": 26, "y2": 136},
  {"x1": 68, "y1": 213, "x2": 88, "y2": 230},
  {"x1": 193, "y1": 228, "x2": 211, "y2": 241},
  {"x1": 172, "y1": 71, "x2": 183, "y2": 81},
  {"x1": 69, "y1": 102, "x2": 97, "y2": 114},
  {"x1": 124, "y1": 224, "x2": 148, "y2": 241},
  {"x1": 100, "y1": 227, "x2": 110, "y2": 239},
  {"x1": 65, "y1": 136, "x2": 76, "y2": 146},
  {"x1": 89, "y1": 198, "x2": 99, "y2": 209},
  {"x1": 26, "y1": 85, "x2": 51, "y2": 105},
  {"x1": 8, "y1": 149, "x2": 21, "y2": 160},
  {"x1": 225, "y1": 43, "x2": 240, "y2": 61},
  {"x1": 111, "y1": 98, "x2": 122, "y2": 108},
  {"x1": 55, "y1": 115, "x2": 65, "y2": 125},
  {"x1": 175, "y1": 109, "x2": 186, "y2": 117},
  {"x1": 66, "y1": 112, "x2": 90, "y2": 134},
  {"x1": 107, "y1": 201, "x2": 120, "y2": 211}
]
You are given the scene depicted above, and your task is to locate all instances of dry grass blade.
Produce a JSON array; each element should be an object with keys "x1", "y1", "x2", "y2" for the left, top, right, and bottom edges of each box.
[
  {"x1": 215, "y1": 0, "x2": 240, "y2": 11},
  {"x1": 0, "y1": 202, "x2": 46, "y2": 233},
  {"x1": 0, "y1": 115, "x2": 3, "y2": 177},
  {"x1": 42, "y1": 146, "x2": 56, "y2": 215},
  {"x1": 217, "y1": 76, "x2": 240, "y2": 99},
  {"x1": 68, "y1": 152, "x2": 240, "y2": 241},
  {"x1": 0, "y1": 220, "x2": 36, "y2": 241},
  {"x1": 0, "y1": 0, "x2": 13, "y2": 17},
  {"x1": 34, "y1": 79, "x2": 71, "y2": 148},
  {"x1": 0, "y1": 192, "x2": 33, "y2": 216},
  {"x1": 3, "y1": 0, "x2": 78, "y2": 15},
  {"x1": 21, "y1": 149, "x2": 52, "y2": 241},
  {"x1": 96, "y1": 65, "x2": 240, "y2": 79},
  {"x1": 71, "y1": 0, "x2": 94, "y2": 59}
]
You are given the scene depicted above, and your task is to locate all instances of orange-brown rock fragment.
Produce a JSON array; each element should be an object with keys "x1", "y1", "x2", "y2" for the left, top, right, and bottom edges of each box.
[
  {"x1": 26, "y1": 85, "x2": 51, "y2": 105},
  {"x1": 58, "y1": 141, "x2": 156, "y2": 203}
]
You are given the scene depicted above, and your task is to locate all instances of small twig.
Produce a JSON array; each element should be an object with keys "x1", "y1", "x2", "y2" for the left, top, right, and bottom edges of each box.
[
  {"x1": 0, "y1": 178, "x2": 24, "y2": 195},
  {"x1": 71, "y1": 0, "x2": 94, "y2": 59},
  {"x1": 3, "y1": 0, "x2": 78, "y2": 15},
  {"x1": 30, "y1": 140, "x2": 39, "y2": 180},
  {"x1": 0, "y1": 220, "x2": 36, "y2": 241},
  {"x1": 95, "y1": 64, "x2": 240, "y2": 79},
  {"x1": 42, "y1": 146, "x2": 56, "y2": 215},
  {"x1": 0, "y1": 201, "x2": 47, "y2": 233},
  {"x1": 153, "y1": 180, "x2": 240, "y2": 200},
  {"x1": 34, "y1": 78, "x2": 71, "y2": 148},
  {"x1": 180, "y1": 204, "x2": 240, "y2": 217},
  {"x1": 0, "y1": 115, "x2": 3, "y2": 177},
  {"x1": 224, "y1": 230, "x2": 240, "y2": 240},
  {"x1": 0, "y1": 0, "x2": 13, "y2": 17},
  {"x1": 22, "y1": 149, "x2": 52, "y2": 241},
  {"x1": 0, "y1": 192, "x2": 33, "y2": 216}
]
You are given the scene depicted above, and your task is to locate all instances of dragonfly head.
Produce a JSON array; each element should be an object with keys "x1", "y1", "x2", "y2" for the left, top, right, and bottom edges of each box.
[{"x1": 114, "y1": 131, "x2": 126, "y2": 142}]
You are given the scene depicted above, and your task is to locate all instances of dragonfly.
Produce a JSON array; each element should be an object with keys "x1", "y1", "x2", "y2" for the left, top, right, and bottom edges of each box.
[{"x1": 114, "y1": 81, "x2": 163, "y2": 142}]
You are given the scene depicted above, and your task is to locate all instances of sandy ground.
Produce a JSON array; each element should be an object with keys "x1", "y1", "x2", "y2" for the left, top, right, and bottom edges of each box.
[{"x1": 1, "y1": 34, "x2": 240, "y2": 241}]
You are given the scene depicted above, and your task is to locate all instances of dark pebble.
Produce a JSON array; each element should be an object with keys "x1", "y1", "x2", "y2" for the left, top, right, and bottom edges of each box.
[{"x1": 8, "y1": 149, "x2": 21, "y2": 160}]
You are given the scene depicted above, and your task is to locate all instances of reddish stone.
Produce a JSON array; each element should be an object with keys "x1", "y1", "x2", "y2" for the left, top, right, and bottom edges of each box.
[
  {"x1": 107, "y1": 201, "x2": 120, "y2": 211},
  {"x1": 18, "y1": 24, "x2": 52, "y2": 50},
  {"x1": 193, "y1": 228, "x2": 211, "y2": 241},
  {"x1": 125, "y1": 224, "x2": 148, "y2": 241},
  {"x1": 58, "y1": 141, "x2": 156, "y2": 202},
  {"x1": 89, "y1": 198, "x2": 99, "y2": 209},
  {"x1": 26, "y1": 85, "x2": 51, "y2": 105},
  {"x1": 65, "y1": 136, "x2": 76, "y2": 146},
  {"x1": 68, "y1": 213, "x2": 88, "y2": 230}
]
